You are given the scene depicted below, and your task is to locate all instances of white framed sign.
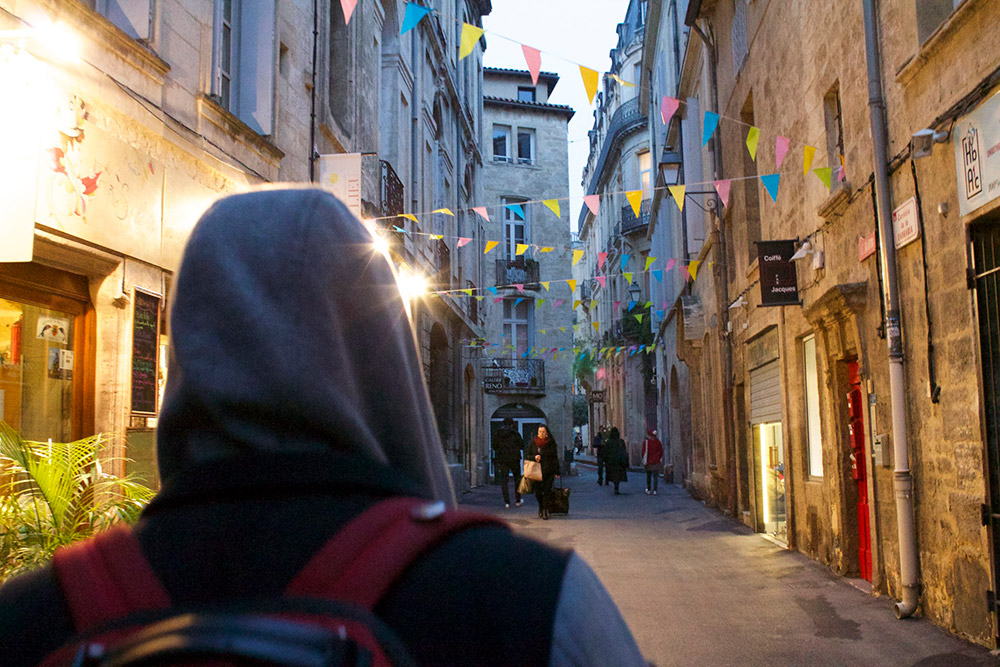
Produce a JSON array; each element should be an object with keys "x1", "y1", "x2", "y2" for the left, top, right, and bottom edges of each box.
[
  {"x1": 892, "y1": 197, "x2": 920, "y2": 249},
  {"x1": 954, "y1": 88, "x2": 1000, "y2": 216}
]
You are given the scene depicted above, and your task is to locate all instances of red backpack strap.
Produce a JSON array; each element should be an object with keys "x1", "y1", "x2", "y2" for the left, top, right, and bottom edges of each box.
[
  {"x1": 52, "y1": 524, "x2": 171, "y2": 632},
  {"x1": 285, "y1": 497, "x2": 504, "y2": 609}
]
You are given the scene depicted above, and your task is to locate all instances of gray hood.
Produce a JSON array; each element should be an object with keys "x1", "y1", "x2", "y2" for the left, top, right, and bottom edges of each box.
[{"x1": 156, "y1": 187, "x2": 455, "y2": 505}]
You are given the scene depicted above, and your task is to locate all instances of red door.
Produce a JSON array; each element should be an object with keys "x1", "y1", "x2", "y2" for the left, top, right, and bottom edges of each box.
[{"x1": 847, "y1": 361, "x2": 872, "y2": 581}]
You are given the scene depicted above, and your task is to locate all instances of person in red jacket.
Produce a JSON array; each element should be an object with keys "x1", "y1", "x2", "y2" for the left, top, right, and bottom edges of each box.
[{"x1": 642, "y1": 429, "x2": 664, "y2": 495}]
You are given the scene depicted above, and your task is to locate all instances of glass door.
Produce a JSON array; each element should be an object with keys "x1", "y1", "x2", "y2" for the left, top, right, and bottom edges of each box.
[{"x1": 756, "y1": 422, "x2": 787, "y2": 542}]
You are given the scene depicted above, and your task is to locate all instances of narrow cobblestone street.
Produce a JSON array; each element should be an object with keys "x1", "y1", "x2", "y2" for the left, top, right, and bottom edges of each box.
[{"x1": 460, "y1": 467, "x2": 998, "y2": 666}]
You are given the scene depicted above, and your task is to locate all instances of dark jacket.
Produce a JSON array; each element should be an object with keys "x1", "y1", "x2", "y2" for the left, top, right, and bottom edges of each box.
[
  {"x1": 526, "y1": 435, "x2": 560, "y2": 481},
  {"x1": 492, "y1": 426, "x2": 523, "y2": 464},
  {"x1": 605, "y1": 433, "x2": 629, "y2": 484}
]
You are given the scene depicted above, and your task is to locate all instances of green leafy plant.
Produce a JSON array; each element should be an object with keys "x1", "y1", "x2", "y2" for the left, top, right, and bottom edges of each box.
[{"x1": 0, "y1": 421, "x2": 154, "y2": 582}]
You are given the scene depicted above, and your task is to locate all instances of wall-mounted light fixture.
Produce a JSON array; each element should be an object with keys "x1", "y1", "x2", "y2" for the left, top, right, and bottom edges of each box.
[{"x1": 910, "y1": 128, "x2": 949, "y2": 159}]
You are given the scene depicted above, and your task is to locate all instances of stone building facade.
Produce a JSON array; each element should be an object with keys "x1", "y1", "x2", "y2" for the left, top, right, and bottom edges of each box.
[
  {"x1": 662, "y1": 0, "x2": 1000, "y2": 647},
  {"x1": 0, "y1": 0, "x2": 492, "y2": 495},
  {"x1": 480, "y1": 67, "x2": 574, "y2": 469}
]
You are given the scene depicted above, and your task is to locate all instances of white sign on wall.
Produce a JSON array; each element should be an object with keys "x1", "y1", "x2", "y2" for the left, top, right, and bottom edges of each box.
[
  {"x1": 318, "y1": 153, "x2": 362, "y2": 221},
  {"x1": 954, "y1": 88, "x2": 1000, "y2": 216},
  {"x1": 892, "y1": 197, "x2": 920, "y2": 249}
]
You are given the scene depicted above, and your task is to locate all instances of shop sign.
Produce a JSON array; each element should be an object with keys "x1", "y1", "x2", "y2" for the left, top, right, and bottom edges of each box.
[
  {"x1": 681, "y1": 295, "x2": 705, "y2": 341},
  {"x1": 589, "y1": 390, "x2": 605, "y2": 402},
  {"x1": 36, "y1": 317, "x2": 69, "y2": 343},
  {"x1": 757, "y1": 240, "x2": 799, "y2": 307},
  {"x1": 954, "y1": 88, "x2": 1000, "y2": 216},
  {"x1": 131, "y1": 289, "x2": 161, "y2": 415},
  {"x1": 892, "y1": 197, "x2": 920, "y2": 249},
  {"x1": 858, "y1": 231, "x2": 877, "y2": 262},
  {"x1": 747, "y1": 327, "x2": 780, "y2": 370},
  {"x1": 483, "y1": 378, "x2": 504, "y2": 392},
  {"x1": 318, "y1": 153, "x2": 362, "y2": 221}
]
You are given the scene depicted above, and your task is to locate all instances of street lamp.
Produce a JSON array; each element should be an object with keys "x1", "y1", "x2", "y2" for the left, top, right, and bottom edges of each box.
[{"x1": 628, "y1": 282, "x2": 641, "y2": 311}]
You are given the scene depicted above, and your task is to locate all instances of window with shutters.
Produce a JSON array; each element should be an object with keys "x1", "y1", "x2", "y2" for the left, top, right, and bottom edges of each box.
[
  {"x1": 502, "y1": 197, "x2": 528, "y2": 258},
  {"x1": 731, "y1": 0, "x2": 748, "y2": 75},
  {"x1": 824, "y1": 83, "x2": 845, "y2": 180},
  {"x1": 916, "y1": 0, "x2": 965, "y2": 44},
  {"x1": 503, "y1": 298, "x2": 533, "y2": 357},
  {"x1": 212, "y1": 0, "x2": 277, "y2": 135},
  {"x1": 85, "y1": 0, "x2": 151, "y2": 41}
]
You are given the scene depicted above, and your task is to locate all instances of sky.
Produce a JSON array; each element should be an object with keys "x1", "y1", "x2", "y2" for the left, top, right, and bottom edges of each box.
[{"x1": 482, "y1": 0, "x2": 633, "y2": 234}]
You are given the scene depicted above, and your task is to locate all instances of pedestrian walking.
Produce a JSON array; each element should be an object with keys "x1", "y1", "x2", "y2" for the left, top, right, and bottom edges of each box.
[
  {"x1": 526, "y1": 424, "x2": 560, "y2": 520},
  {"x1": 594, "y1": 425, "x2": 607, "y2": 485},
  {"x1": 642, "y1": 429, "x2": 664, "y2": 495},
  {"x1": 0, "y1": 188, "x2": 646, "y2": 667},
  {"x1": 492, "y1": 417, "x2": 524, "y2": 508},
  {"x1": 604, "y1": 427, "x2": 629, "y2": 495}
]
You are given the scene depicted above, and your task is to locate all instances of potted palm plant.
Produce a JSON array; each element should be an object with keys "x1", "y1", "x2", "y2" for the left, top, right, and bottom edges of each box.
[{"x1": 0, "y1": 421, "x2": 154, "y2": 583}]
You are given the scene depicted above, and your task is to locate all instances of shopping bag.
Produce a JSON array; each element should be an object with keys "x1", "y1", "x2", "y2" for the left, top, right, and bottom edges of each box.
[
  {"x1": 517, "y1": 476, "x2": 534, "y2": 495},
  {"x1": 523, "y1": 459, "x2": 543, "y2": 481}
]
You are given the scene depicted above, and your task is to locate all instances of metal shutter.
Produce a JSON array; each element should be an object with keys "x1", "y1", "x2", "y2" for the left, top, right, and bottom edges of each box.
[{"x1": 750, "y1": 360, "x2": 782, "y2": 425}]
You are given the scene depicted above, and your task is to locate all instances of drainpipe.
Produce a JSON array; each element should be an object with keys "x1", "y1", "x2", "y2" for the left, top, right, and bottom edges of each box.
[
  {"x1": 308, "y1": 0, "x2": 319, "y2": 181},
  {"x1": 862, "y1": 0, "x2": 919, "y2": 619}
]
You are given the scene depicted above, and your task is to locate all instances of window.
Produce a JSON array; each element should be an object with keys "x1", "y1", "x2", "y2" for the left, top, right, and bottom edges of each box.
[
  {"x1": 803, "y1": 336, "x2": 823, "y2": 477},
  {"x1": 86, "y1": 0, "x2": 151, "y2": 40},
  {"x1": 502, "y1": 197, "x2": 527, "y2": 257},
  {"x1": 493, "y1": 125, "x2": 511, "y2": 162},
  {"x1": 212, "y1": 0, "x2": 276, "y2": 135},
  {"x1": 917, "y1": 0, "x2": 964, "y2": 44},
  {"x1": 824, "y1": 83, "x2": 845, "y2": 180},
  {"x1": 517, "y1": 86, "x2": 536, "y2": 103},
  {"x1": 517, "y1": 128, "x2": 534, "y2": 164},
  {"x1": 638, "y1": 150, "x2": 652, "y2": 195},
  {"x1": 503, "y1": 297, "x2": 533, "y2": 357},
  {"x1": 731, "y1": 0, "x2": 748, "y2": 75},
  {"x1": 741, "y1": 93, "x2": 761, "y2": 263}
]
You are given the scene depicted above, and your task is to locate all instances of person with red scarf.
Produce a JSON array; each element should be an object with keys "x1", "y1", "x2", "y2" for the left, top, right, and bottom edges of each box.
[
  {"x1": 642, "y1": 429, "x2": 664, "y2": 495},
  {"x1": 526, "y1": 425, "x2": 560, "y2": 519}
]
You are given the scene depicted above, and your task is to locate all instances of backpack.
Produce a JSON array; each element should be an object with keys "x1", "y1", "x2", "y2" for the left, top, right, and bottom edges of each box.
[{"x1": 37, "y1": 497, "x2": 503, "y2": 667}]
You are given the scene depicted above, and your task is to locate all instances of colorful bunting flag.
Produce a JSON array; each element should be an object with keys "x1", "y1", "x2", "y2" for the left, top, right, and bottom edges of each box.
[
  {"x1": 340, "y1": 0, "x2": 357, "y2": 24},
  {"x1": 573, "y1": 300, "x2": 582, "y2": 310},
  {"x1": 515, "y1": 243, "x2": 529, "y2": 256},
  {"x1": 761, "y1": 173, "x2": 781, "y2": 202},
  {"x1": 703, "y1": 111, "x2": 720, "y2": 146},
  {"x1": 400, "y1": 213, "x2": 418, "y2": 223},
  {"x1": 666, "y1": 258, "x2": 676, "y2": 272},
  {"x1": 635, "y1": 314, "x2": 644, "y2": 323},
  {"x1": 433, "y1": 208, "x2": 454, "y2": 216},
  {"x1": 514, "y1": 297, "x2": 524, "y2": 306},
  {"x1": 669, "y1": 185, "x2": 686, "y2": 212},
  {"x1": 487, "y1": 286, "x2": 498, "y2": 295},
  {"x1": 401, "y1": 2, "x2": 431, "y2": 34},
  {"x1": 536, "y1": 299, "x2": 546, "y2": 308},
  {"x1": 623, "y1": 272, "x2": 633, "y2": 284},
  {"x1": 652, "y1": 269, "x2": 663, "y2": 282},
  {"x1": 554, "y1": 300, "x2": 564, "y2": 308},
  {"x1": 584, "y1": 194, "x2": 600, "y2": 215},
  {"x1": 813, "y1": 167, "x2": 832, "y2": 190},
  {"x1": 543, "y1": 199, "x2": 561, "y2": 217},
  {"x1": 566, "y1": 279, "x2": 577, "y2": 292},
  {"x1": 580, "y1": 66, "x2": 599, "y2": 104},
  {"x1": 621, "y1": 254, "x2": 630, "y2": 271},
  {"x1": 460, "y1": 288, "x2": 472, "y2": 296},
  {"x1": 775, "y1": 136, "x2": 790, "y2": 169},
  {"x1": 592, "y1": 321, "x2": 600, "y2": 332},
  {"x1": 595, "y1": 275, "x2": 606, "y2": 288},
  {"x1": 459, "y1": 23, "x2": 484, "y2": 60},
  {"x1": 689, "y1": 260, "x2": 701, "y2": 281},
  {"x1": 610, "y1": 73, "x2": 636, "y2": 88},
  {"x1": 714, "y1": 179, "x2": 731, "y2": 208},
  {"x1": 392, "y1": 225, "x2": 406, "y2": 234},
  {"x1": 661, "y1": 96, "x2": 680, "y2": 125},
  {"x1": 472, "y1": 206, "x2": 490, "y2": 221},
  {"x1": 572, "y1": 249, "x2": 585, "y2": 266},
  {"x1": 493, "y1": 297, "x2": 503, "y2": 303},
  {"x1": 514, "y1": 284, "x2": 525, "y2": 293},
  {"x1": 505, "y1": 203, "x2": 525, "y2": 219},
  {"x1": 645, "y1": 256, "x2": 656, "y2": 271},
  {"x1": 540, "y1": 246, "x2": 554, "y2": 253},
  {"x1": 430, "y1": 234, "x2": 443, "y2": 240},
  {"x1": 590, "y1": 300, "x2": 598, "y2": 310},
  {"x1": 456, "y1": 237, "x2": 471, "y2": 247},
  {"x1": 522, "y1": 44, "x2": 541, "y2": 86},
  {"x1": 484, "y1": 240, "x2": 498, "y2": 254},
  {"x1": 803, "y1": 145, "x2": 816, "y2": 174},
  {"x1": 614, "y1": 300, "x2": 621, "y2": 311},
  {"x1": 597, "y1": 251, "x2": 608, "y2": 269},
  {"x1": 540, "y1": 281, "x2": 550, "y2": 291},
  {"x1": 746, "y1": 126, "x2": 760, "y2": 160},
  {"x1": 626, "y1": 190, "x2": 643, "y2": 216}
]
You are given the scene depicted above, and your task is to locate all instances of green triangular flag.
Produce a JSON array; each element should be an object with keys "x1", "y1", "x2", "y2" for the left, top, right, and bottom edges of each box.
[{"x1": 814, "y1": 167, "x2": 832, "y2": 190}]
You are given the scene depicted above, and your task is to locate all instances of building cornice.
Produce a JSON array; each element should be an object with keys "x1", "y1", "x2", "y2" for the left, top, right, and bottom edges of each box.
[{"x1": 483, "y1": 96, "x2": 575, "y2": 118}]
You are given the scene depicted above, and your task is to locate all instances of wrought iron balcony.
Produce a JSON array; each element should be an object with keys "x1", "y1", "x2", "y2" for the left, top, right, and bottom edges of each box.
[
  {"x1": 620, "y1": 198, "x2": 651, "y2": 235},
  {"x1": 495, "y1": 258, "x2": 540, "y2": 289},
  {"x1": 379, "y1": 160, "x2": 404, "y2": 219},
  {"x1": 481, "y1": 358, "x2": 546, "y2": 395}
]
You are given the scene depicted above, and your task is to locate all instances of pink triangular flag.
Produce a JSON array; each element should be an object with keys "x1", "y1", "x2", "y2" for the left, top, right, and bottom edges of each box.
[
  {"x1": 515, "y1": 284, "x2": 525, "y2": 293},
  {"x1": 775, "y1": 136, "x2": 790, "y2": 169},
  {"x1": 666, "y1": 258, "x2": 676, "y2": 272},
  {"x1": 493, "y1": 297, "x2": 504, "y2": 303},
  {"x1": 597, "y1": 252, "x2": 608, "y2": 269},
  {"x1": 614, "y1": 300, "x2": 621, "y2": 311},
  {"x1": 340, "y1": 0, "x2": 357, "y2": 24},
  {"x1": 713, "y1": 180, "x2": 731, "y2": 208},
  {"x1": 596, "y1": 275, "x2": 607, "y2": 288},
  {"x1": 681, "y1": 266, "x2": 690, "y2": 281},
  {"x1": 456, "y1": 237, "x2": 472, "y2": 248},
  {"x1": 583, "y1": 194, "x2": 600, "y2": 215},
  {"x1": 661, "y1": 96, "x2": 680, "y2": 125},
  {"x1": 472, "y1": 206, "x2": 490, "y2": 222},
  {"x1": 522, "y1": 45, "x2": 541, "y2": 86}
]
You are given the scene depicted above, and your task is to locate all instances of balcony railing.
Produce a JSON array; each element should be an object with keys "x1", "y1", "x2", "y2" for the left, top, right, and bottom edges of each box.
[
  {"x1": 481, "y1": 358, "x2": 546, "y2": 395},
  {"x1": 433, "y1": 238, "x2": 450, "y2": 290},
  {"x1": 379, "y1": 160, "x2": 404, "y2": 219},
  {"x1": 621, "y1": 198, "x2": 651, "y2": 235},
  {"x1": 495, "y1": 258, "x2": 540, "y2": 289}
]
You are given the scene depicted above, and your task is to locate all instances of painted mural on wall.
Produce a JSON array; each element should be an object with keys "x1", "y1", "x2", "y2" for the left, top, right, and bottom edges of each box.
[{"x1": 35, "y1": 96, "x2": 165, "y2": 264}]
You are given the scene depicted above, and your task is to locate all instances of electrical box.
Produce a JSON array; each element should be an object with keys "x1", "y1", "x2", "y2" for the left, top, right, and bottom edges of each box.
[{"x1": 873, "y1": 433, "x2": 890, "y2": 468}]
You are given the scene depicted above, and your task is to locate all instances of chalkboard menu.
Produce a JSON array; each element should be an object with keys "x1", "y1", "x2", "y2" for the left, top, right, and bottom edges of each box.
[{"x1": 131, "y1": 289, "x2": 161, "y2": 415}]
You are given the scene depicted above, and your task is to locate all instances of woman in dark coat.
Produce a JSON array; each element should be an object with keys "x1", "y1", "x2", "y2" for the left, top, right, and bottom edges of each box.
[
  {"x1": 526, "y1": 425, "x2": 560, "y2": 519},
  {"x1": 604, "y1": 427, "x2": 629, "y2": 494}
]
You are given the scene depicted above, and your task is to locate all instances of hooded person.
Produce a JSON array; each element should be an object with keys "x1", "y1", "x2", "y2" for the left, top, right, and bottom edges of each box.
[{"x1": 0, "y1": 187, "x2": 645, "y2": 667}]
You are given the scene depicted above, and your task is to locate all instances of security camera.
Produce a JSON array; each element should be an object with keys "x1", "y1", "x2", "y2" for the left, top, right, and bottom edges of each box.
[{"x1": 911, "y1": 128, "x2": 949, "y2": 159}]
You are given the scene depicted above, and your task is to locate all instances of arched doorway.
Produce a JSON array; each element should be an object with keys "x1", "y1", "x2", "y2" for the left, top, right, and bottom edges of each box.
[
  {"x1": 489, "y1": 403, "x2": 546, "y2": 479},
  {"x1": 429, "y1": 324, "x2": 450, "y2": 455}
]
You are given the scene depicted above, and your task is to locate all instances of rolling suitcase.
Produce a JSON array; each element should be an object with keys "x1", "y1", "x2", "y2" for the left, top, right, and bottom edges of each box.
[{"x1": 548, "y1": 478, "x2": 570, "y2": 515}]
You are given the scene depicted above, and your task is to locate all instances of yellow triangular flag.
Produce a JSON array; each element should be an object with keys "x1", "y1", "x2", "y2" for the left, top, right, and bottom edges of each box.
[
  {"x1": 515, "y1": 243, "x2": 529, "y2": 256},
  {"x1": 433, "y1": 208, "x2": 454, "y2": 216},
  {"x1": 560, "y1": 327, "x2": 566, "y2": 332},
  {"x1": 635, "y1": 314, "x2": 644, "y2": 323},
  {"x1": 590, "y1": 299, "x2": 598, "y2": 310},
  {"x1": 540, "y1": 246, "x2": 554, "y2": 253},
  {"x1": 689, "y1": 260, "x2": 701, "y2": 281},
  {"x1": 567, "y1": 279, "x2": 577, "y2": 292},
  {"x1": 484, "y1": 240, "x2": 498, "y2": 254},
  {"x1": 803, "y1": 145, "x2": 816, "y2": 174},
  {"x1": 460, "y1": 288, "x2": 472, "y2": 296},
  {"x1": 592, "y1": 321, "x2": 600, "y2": 332},
  {"x1": 573, "y1": 300, "x2": 582, "y2": 310},
  {"x1": 746, "y1": 126, "x2": 759, "y2": 160},
  {"x1": 572, "y1": 249, "x2": 585, "y2": 266},
  {"x1": 430, "y1": 234, "x2": 443, "y2": 240},
  {"x1": 626, "y1": 190, "x2": 643, "y2": 217},
  {"x1": 623, "y1": 272, "x2": 633, "y2": 284},
  {"x1": 475, "y1": 296, "x2": 484, "y2": 301},
  {"x1": 459, "y1": 23, "x2": 484, "y2": 60},
  {"x1": 580, "y1": 66, "x2": 599, "y2": 104},
  {"x1": 610, "y1": 73, "x2": 636, "y2": 88},
  {"x1": 540, "y1": 281, "x2": 550, "y2": 291},
  {"x1": 644, "y1": 256, "x2": 656, "y2": 271},
  {"x1": 543, "y1": 199, "x2": 561, "y2": 217},
  {"x1": 540, "y1": 329, "x2": 547, "y2": 334},
  {"x1": 669, "y1": 185, "x2": 686, "y2": 211},
  {"x1": 400, "y1": 213, "x2": 418, "y2": 223}
]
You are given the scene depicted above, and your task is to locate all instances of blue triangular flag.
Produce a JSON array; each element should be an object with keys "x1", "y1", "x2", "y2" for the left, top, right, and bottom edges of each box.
[
  {"x1": 392, "y1": 225, "x2": 406, "y2": 234},
  {"x1": 514, "y1": 297, "x2": 524, "y2": 307},
  {"x1": 652, "y1": 269, "x2": 663, "y2": 283},
  {"x1": 628, "y1": 300, "x2": 637, "y2": 312},
  {"x1": 505, "y1": 203, "x2": 525, "y2": 220},
  {"x1": 655, "y1": 309, "x2": 665, "y2": 318},
  {"x1": 620, "y1": 254, "x2": 630, "y2": 271},
  {"x1": 761, "y1": 173, "x2": 781, "y2": 202},
  {"x1": 703, "y1": 111, "x2": 720, "y2": 146},
  {"x1": 487, "y1": 286, "x2": 498, "y2": 295},
  {"x1": 401, "y1": 3, "x2": 431, "y2": 34}
]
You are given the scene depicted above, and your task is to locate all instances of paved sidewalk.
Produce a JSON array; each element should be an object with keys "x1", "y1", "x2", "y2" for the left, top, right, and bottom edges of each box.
[{"x1": 461, "y1": 467, "x2": 997, "y2": 666}]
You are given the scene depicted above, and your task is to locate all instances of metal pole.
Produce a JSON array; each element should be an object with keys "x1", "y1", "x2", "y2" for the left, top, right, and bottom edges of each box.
[{"x1": 862, "y1": 0, "x2": 919, "y2": 618}]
